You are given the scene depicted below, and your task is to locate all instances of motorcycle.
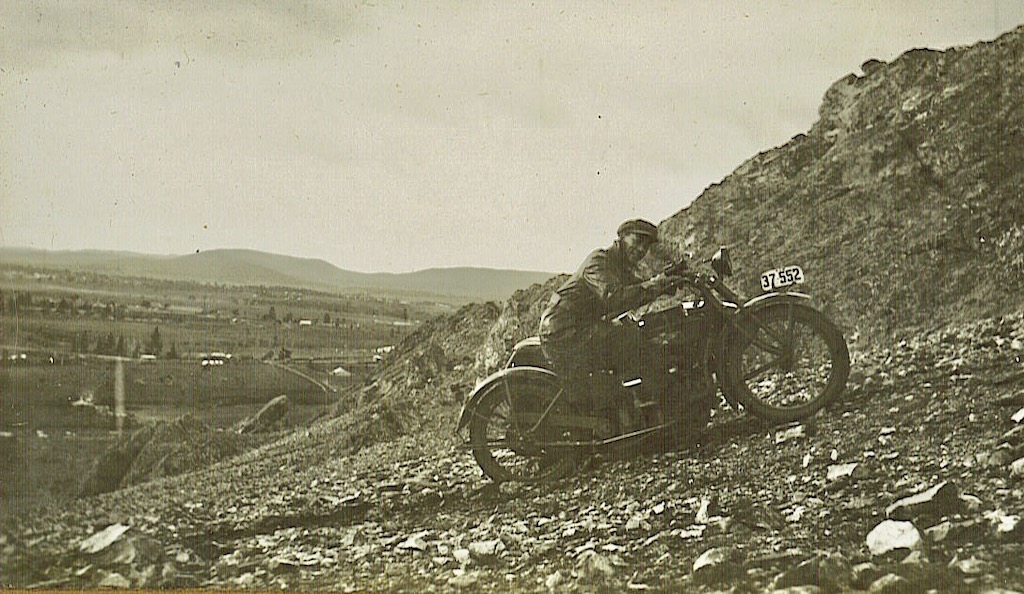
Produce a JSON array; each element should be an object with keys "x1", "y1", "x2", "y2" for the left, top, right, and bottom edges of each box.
[{"x1": 456, "y1": 247, "x2": 850, "y2": 483}]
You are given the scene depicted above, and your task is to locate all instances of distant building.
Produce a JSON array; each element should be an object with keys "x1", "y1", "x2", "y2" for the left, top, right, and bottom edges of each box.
[
  {"x1": 201, "y1": 352, "x2": 232, "y2": 366},
  {"x1": 372, "y1": 345, "x2": 395, "y2": 363}
]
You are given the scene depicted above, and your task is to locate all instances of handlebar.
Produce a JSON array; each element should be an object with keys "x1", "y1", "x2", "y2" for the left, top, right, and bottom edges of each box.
[{"x1": 662, "y1": 258, "x2": 690, "y2": 276}]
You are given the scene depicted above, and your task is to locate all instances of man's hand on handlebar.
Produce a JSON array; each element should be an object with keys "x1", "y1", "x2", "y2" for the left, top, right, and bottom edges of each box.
[
  {"x1": 662, "y1": 258, "x2": 690, "y2": 276},
  {"x1": 643, "y1": 272, "x2": 686, "y2": 296}
]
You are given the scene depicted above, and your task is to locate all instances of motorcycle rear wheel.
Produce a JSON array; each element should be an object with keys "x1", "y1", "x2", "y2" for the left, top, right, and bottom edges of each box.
[
  {"x1": 726, "y1": 302, "x2": 850, "y2": 424},
  {"x1": 468, "y1": 372, "x2": 577, "y2": 483}
]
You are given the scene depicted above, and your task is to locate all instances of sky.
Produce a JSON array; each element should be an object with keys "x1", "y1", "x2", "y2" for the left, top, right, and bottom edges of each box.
[{"x1": 2, "y1": 1, "x2": 1023, "y2": 274}]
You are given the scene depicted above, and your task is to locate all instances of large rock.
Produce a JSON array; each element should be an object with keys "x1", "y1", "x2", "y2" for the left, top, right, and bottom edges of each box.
[
  {"x1": 772, "y1": 553, "x2": 852, "y2": 591},
  {"x1": 81, "y1": 415, "x2": 259, "y2": 496},
  {"x1": 78, "y1": 525, "x2": 167, "y2": 588},
  {"x1": 236, "y1": 395, "x2": 290, "y2": 434},
  {"x1": 692, "y1": 547, "x2": 741, "y2": 585},
  {"x1": 466, "y1": 539, "x2": 504, "y2": 563},
  {"x1": 1011, "y1": 457, "x2": 1024, "y2": 480},
  {"x1": 866, "y1": 520, "x2": 924, "y2": 557},
  {"x1": 575, "y1": 550, "x2": 615, "y2": 584},
  {"x1": 885, "y1": 481, "x2": 964, "y2": 521}
]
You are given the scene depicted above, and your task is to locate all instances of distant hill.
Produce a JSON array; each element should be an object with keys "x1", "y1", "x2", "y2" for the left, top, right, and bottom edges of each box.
[{"x1": 0, "y1": 247, "x2": 556, "y2": 302}]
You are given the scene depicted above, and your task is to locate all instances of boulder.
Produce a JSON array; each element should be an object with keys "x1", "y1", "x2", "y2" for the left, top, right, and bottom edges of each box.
[
  {"x1": 1002, "y1": 424, "x2": 1024, "y2": 446},
  {"x1": 447, "y1": 570, "x2": 481, "y2": 588},
  {"x1": 851, "y1": 562, "x2": 882, "y2": 590},
  {"x1": 1010, "y1": 457, "x2": 1024, "y2": 480},
  {"x1": 237, "y1": 395, "x2": 290, "y2": 434},
  {"x1": 575, "y1": 550, "x2": 615, "y2": 583},
  {"x1": 868, "y1": 573, "x2": 909, "y2": 593},
  {"x1": 885, "y1": 481, "x2": 963, "y2": 521},
  {"x1": 866, "y1": 520, "x2": 924, "y2": 557},
  {"x1": 80, "y1": 524, "x2": 131, "y2": 555},
  {"x1": 772, "y1": 554, "x2": 851, "y2": 591},
  {"x1": 692, "y1": 547, "x2": 741, "y2": 585},
  {"x1": 467, "y1": 539, "x2": 504, "y2": 563}
]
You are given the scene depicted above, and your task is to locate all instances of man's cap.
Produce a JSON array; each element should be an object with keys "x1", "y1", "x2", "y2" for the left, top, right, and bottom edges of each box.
[{"x1": 617, "y1": 218, "x2": 658, "y2": 241}]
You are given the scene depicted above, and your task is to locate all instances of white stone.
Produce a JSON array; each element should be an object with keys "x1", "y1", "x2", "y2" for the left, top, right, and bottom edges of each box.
[
  {"x1": 1011, "y1": 458, "x2": 1024, "y2": 479},
  {"x1": 984, "y1": 509, "x2": 1021, "y2": 533},
  {"x1": 544, "y1": 570, "x2": 564, "y2": 589},
  {"x1": 80, "y1": 524, "x2": 131, "y2": 555},
  {"x1": 866, "y1": 520, "x2": 923, "y2": 556},
  {"x1": 468, "y1": 539, "x2": 504, "y2": 559},
  {"x1": 827, "y1": 463, "x2": 859, "y2": 481},
  {"x1": 775, "y1": 425, "x2": 806, "y2": 444},
  {"x1": 97, "y1": 572, "x2": 131, "y2": 589},
  {"x1": 693, "y1": 547, "x2": 729, "y2": 575}
]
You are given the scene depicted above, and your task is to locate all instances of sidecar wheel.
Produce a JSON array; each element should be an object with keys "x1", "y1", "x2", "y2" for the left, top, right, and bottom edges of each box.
[
  {"x1": 468, "y1": 373, "x2": 577, "y2": 483},
  {"x1": 725, "y1": 303, "x2": 850, "y2": 424}
]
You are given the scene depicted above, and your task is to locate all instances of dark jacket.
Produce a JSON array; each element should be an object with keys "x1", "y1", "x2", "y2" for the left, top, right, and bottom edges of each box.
[{"x1": 539, "y1": 244, "x2": 655, "y2": 338}]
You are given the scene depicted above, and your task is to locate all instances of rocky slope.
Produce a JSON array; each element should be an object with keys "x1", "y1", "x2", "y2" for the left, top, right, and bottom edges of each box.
[
  {"x1": 3, "y1": 25, "x2": 1024, "y2": 594},
  {"x1": 659, "y1": 25, "x2": 1024, "y2": 340},
  {"x1": 2, "y1": 309, "x2": 1023, "y2": 592}
]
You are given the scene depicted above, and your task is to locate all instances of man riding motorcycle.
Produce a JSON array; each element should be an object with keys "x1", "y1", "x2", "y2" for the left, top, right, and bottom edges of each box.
[{"x1": 538, "y1": 218, "x2": 683, "y2": 433}]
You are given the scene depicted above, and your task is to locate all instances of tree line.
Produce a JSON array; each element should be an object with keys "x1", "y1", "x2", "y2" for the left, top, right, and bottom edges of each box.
[{"x1": 67, "y1": 326, "x2": 177, "y2": 358}]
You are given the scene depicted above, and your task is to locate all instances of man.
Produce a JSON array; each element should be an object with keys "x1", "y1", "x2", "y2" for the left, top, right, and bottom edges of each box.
[{"x1": 538, "y1": 218, "x2": 681, "y2": 428}]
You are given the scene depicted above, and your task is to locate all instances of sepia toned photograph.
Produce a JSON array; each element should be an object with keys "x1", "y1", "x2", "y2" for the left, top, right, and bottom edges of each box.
[{"x1": 2, "y1": 1, "x2": 1023, "y2": 591}]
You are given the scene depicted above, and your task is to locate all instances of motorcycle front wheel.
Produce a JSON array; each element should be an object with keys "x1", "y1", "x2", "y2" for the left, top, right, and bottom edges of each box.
[
  {"x1": 468, "y1": 371, "x2": 577, "y2": 483},
  {"x1": 725, "y1": 302, "x2": 850, "y2": 424}
]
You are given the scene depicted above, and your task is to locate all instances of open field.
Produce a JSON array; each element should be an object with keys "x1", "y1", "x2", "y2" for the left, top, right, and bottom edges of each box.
[
  {"x1": 0, "y1": 357, "x2": 356, "y2": 509},
  {"x1": 0, "y1": 263, "x2": 443, "y2": 510},
  {"x1": 1, "y1": 358, "x2": 335, "y2": 427},
  {"x1": 1, "y1": 264, "x2": 455, "y2": 357}
]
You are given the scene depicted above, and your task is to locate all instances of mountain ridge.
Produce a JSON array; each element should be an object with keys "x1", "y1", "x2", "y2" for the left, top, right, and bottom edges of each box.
[{"x1": 0, "y1": 246, "x2": 557, "y2": 301}]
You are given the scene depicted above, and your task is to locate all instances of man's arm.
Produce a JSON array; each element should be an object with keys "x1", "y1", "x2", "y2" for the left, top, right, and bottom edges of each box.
[{"x1": 581, "y1": 252, "x2": 656, "y2": 316}]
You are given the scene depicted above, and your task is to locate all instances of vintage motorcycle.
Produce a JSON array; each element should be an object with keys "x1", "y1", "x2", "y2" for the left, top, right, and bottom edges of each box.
[{"x1": 456, "y1": 247, "x2": 850, "y2": 483}]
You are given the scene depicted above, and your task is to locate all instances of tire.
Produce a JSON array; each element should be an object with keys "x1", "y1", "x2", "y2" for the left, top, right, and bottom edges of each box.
[
  {"x1": 468, "y1": 371, "x2": 577, "y2": 483},
  {"x1": 725, "y1": 302, "x2": 850, "y2": 424}
]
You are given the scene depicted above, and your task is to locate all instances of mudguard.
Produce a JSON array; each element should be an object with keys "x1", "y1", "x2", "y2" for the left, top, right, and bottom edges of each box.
[
  {"x1": 456, "y1": 365, "x2": 560, "y2": 433},
  {"x1": 506, "y1": 336, "x2": 549, "y2": 369},
  {"x1": 716, "y1": 291, "x2": 813, "y2": 409},
  {"x1": 742, "y1": 290, "x2": 813, "y2": 311}
]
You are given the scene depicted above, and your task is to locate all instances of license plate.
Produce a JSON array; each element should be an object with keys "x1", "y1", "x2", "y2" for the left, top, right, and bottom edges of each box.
[{"x1": 760, "y1": 265, "x2": 804, "y2": 292}]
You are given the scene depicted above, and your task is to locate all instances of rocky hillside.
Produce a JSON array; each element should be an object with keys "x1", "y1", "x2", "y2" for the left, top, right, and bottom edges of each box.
[
  {"x1": 2, "y1": 308, "x2": 1023, "y2": 592},
  {"x1": 660, "y1": 25, "x2": 1024, "y2": 340}
]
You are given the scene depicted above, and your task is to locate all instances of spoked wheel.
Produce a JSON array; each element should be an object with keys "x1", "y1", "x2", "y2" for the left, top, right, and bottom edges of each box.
[
  {"x1": 469, "y1": 370, "x2": 578, "y2": 483},
  {"x1": 726, "y1": 302, "x2": 850, "y2": 424}
]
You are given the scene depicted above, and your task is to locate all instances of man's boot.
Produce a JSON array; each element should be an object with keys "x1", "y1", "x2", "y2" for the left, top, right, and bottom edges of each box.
[
  {"x1": 617, "y1": 406, "x2": 638, "y2": 433},
  {"x1": 593, "y1": 371, "x2": 640, "y2": 435}
]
